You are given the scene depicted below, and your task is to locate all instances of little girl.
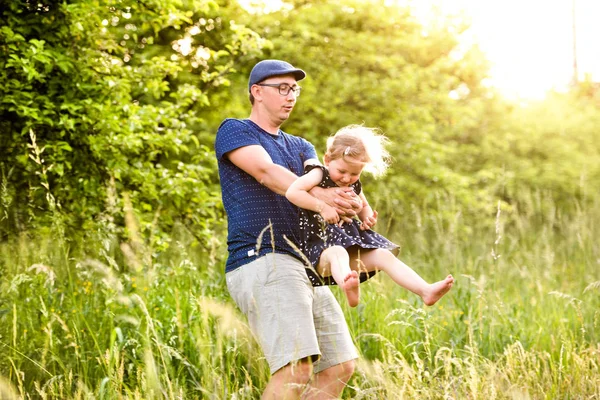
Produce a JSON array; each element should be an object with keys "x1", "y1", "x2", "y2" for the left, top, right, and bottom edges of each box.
[{"x1": 286, "y1": 125, "x2": 454, "y2": 307}]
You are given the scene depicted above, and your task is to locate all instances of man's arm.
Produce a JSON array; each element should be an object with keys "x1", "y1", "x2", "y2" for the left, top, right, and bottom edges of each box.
[
  {"x1": 226, "y1": 144, "x2": 363, "y2": 218},
  {"x1": 226, "y1": 145, "x2": 297, "y2": 195}
]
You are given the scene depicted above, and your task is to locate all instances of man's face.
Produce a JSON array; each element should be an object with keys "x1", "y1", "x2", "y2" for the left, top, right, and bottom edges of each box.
[{"x1": 255, "y1": 74, "x2": 300, "y2": 124}]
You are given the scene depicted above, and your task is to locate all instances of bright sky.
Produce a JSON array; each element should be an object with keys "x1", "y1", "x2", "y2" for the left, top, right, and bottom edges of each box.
[
  {"x1": 411, "y1": 0, "x2": 600, "y2": 99},
  {"x1": 240, "y1": 0, "x2": 600, "y2": 99}
]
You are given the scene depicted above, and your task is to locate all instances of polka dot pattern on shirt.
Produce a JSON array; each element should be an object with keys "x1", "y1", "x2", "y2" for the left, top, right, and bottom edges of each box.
[{"x1": 215, "y1": 118, "x2": 317, "y2": 272}]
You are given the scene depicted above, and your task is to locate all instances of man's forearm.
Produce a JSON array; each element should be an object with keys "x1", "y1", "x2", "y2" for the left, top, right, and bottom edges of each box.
[{"x1": 256, "y1": 163, "x2": 298, "y2": 195}]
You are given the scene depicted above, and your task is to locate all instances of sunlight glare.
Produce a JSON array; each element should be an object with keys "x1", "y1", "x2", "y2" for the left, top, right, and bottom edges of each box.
[
  {"x1": 407, "y1": 0, "x2": 600, "y2": 99},
  {"x1": 237, "y1": 0, "x2": 600, "y2": 99}
]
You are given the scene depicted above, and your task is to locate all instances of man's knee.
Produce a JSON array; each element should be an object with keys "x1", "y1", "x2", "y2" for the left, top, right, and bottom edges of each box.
[
  {"x1": 336, "y1": 359, "x2": 356, "y2": 381},
  {"x1": 320, "y1": 359, "x2": 356, "y2": 383},
  {"x1": 264, "y1": 360, "x2": 314, "y2": 399},
  {"x1": 290, "y1": 359, "x2": 314, "y2": 382},
  {"x1": 275, "y1": 358, "x2": 314, "y2": 384}
]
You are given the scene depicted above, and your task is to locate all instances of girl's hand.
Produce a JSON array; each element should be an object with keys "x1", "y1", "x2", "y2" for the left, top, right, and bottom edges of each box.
[
  {"x1": 360, "y1": 210, "x2": 378, "y2": 230},
  {"x1": 320, "y1": 204, "x2": 340, "y2": 224}
]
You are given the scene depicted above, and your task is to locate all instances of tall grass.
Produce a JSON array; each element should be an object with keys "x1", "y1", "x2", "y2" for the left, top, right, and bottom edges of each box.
[{"x1": 0, "y1": 194, "x2": 599, "y2": 398}]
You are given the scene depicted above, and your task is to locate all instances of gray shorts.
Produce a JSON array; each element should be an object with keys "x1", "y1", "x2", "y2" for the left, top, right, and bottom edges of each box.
[{"x1": 226, "y1": 253, "x2": 358, "y2": 374}]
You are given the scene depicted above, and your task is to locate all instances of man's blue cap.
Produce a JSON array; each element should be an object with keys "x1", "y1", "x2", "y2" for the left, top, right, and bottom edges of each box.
[{"x1": 248, "y1": 60, "x2": 306, "y2": 92}]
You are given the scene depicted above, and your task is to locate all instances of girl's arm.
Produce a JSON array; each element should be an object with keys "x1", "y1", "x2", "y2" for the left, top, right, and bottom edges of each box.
[
  {"x1": 286, "y1": 168, "x2": 340, "y2": 224},
  {"x1": 304, "y1": 159, "x2": 361, "y2": 221},
  {"x1": 357, "y1": 191, "x2": 378, "y2": 230}
]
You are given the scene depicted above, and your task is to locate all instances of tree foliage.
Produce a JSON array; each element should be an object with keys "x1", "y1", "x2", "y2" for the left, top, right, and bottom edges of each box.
[
  {"x1": 0, "y1": 0, "x2": 266, "y2": 245},
  {"x1": 1, "y1": 0, "x2": 599, "y2": 243}
]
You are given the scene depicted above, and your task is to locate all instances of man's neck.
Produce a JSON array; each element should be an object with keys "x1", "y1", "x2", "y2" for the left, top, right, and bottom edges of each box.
[{"x1": 248, "y1": 111, "x2": 281, "y2": 135}]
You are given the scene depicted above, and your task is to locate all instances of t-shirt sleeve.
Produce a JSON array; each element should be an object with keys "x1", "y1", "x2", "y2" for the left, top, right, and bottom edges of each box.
[
  {"x1": 301, "y1": 138, "x2": 318, "y2": 163},
  {"x1": 304, "y1": 164, "x2": 327, "y2": 175},
  {"x1": 215, "y1": 119, "x2": 260, "y2": 161}
]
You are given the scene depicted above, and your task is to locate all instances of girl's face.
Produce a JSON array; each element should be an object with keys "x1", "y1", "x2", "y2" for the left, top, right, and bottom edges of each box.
[{"x1": 324, "y1": 156, "x2": 364, "y2": 187}]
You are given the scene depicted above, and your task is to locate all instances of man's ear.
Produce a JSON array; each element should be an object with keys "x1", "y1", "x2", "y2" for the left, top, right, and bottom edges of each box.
[{"x1": 250, "y1": 85, "x2": 262, "y2": 101}]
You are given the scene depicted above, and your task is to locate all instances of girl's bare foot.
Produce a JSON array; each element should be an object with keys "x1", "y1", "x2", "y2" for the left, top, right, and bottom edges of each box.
[
  {"x1": 422, "y1": 274, "x2": 454, "y2": 306},
  {"x1": 341, "y1": 270, "x2": 360, "y2": 307}
]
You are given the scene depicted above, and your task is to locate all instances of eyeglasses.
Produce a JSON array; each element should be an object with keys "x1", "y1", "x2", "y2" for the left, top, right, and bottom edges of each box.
[{"x1": 256, "y1": 83, "x2": 302, "y2": 97}]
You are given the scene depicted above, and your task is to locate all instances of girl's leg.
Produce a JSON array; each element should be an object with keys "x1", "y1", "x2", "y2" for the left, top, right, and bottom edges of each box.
[
  {"x1": 318, "y1": 246, "x2": 360, "y2": 307},
  {"x1": 348, "y1": 248, "x2": 453, "y2": 306}
]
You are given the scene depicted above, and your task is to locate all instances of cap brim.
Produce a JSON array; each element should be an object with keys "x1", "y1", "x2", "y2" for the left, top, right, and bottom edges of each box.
[{"x1": 290, "y1": 69, "x2": 306, "y2": 81}]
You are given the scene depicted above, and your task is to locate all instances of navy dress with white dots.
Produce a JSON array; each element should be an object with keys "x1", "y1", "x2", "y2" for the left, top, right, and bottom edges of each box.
[{"x1": 299, "y1": 165, "x2": 399, "y2": 286}]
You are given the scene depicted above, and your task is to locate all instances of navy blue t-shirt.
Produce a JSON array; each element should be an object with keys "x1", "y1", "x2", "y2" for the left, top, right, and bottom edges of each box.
[{"x1": 215, "y1": 118, "x2": 317, "y2": 272}]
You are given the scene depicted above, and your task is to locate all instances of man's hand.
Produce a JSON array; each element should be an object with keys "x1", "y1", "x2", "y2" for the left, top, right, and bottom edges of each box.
[
  {"x1": 310, "y1": 186, "x2": 362, "y2": 223},
  {"x1": 333, "y1": 187, "x2": 363, "y2": 215}
]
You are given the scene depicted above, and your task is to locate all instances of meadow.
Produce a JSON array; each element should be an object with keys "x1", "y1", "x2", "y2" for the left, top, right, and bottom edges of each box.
[{"x1": 1, "y1": 194, "x2": 598, "y2": 399}]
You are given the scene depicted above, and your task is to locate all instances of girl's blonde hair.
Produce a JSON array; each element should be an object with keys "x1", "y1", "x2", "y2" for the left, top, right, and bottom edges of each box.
[{"x1": 325, "y1": 124, "x2": 390, "y2": 177}]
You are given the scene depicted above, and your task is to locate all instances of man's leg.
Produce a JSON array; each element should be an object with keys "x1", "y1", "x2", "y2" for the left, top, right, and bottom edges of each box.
[
  {"x1": 308, "y1": 286, "x2": 358, "y2": 398},
  {"x1": 262, "y1": 359, "x2": 314, "y2": 399},
  {"x1": 303, "y1": 360, "x2": 355, "y2": 399},
  {"x1": 226, "y1": 254, "x2": 324, "y2": 397}
]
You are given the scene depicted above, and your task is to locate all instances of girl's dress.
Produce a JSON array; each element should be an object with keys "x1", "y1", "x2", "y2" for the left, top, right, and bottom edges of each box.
[{"x1": 298, "y1": 165, "x2": 399, "y2": 286}]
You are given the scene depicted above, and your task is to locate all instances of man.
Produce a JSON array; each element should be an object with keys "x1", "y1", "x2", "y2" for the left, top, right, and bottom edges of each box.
[{"x1": 215, "y1": 60, "x2": 360, "y2": 399}]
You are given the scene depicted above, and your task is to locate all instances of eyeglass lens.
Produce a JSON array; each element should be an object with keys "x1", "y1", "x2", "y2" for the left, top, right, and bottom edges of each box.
[{"x1": 279, "y1": 84, "x2": 301, "y2": 96}]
